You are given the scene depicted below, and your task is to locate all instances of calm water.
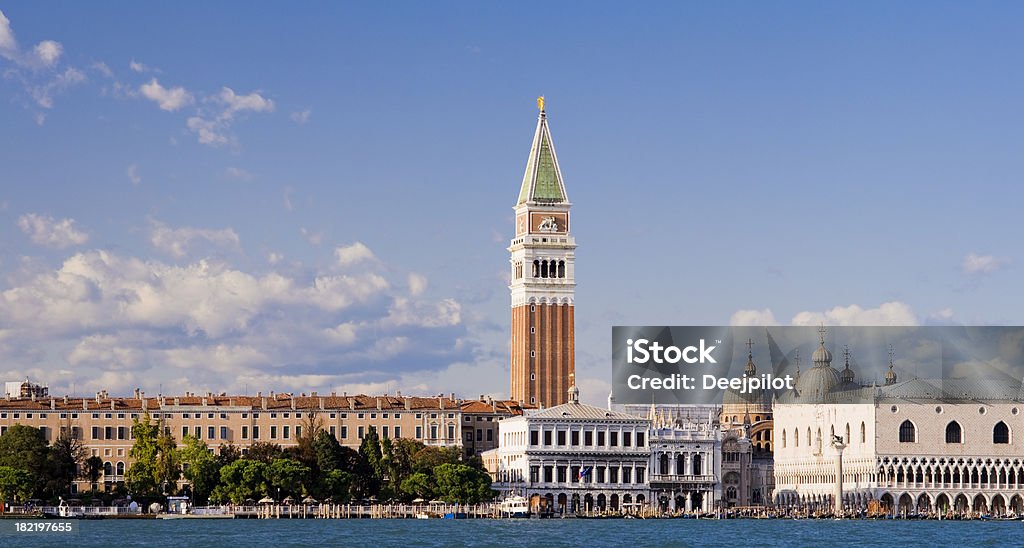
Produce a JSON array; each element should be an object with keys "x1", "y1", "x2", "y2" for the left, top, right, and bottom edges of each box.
[{"x1": 7, "y1": 519, "x2": 1018, "y2": 547}]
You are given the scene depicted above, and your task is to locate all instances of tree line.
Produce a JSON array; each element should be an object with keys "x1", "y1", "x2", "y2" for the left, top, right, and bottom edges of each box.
[{"x1": 0, "y1": 412, "x2": 494, "y2": 507}]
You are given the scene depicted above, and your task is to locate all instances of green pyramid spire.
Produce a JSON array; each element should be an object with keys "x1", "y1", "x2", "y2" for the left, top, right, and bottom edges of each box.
[{"x1": 517, "y1": 107, "x2": 568, "y2": 205}]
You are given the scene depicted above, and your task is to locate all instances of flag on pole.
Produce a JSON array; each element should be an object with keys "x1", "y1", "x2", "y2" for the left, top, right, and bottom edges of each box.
[{"x1": 579, "y1": 466, "x2": 592, "y2": 480}]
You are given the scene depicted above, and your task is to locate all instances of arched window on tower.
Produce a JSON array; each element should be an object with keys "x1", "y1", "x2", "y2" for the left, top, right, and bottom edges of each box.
[
  {"x1": 692, "y1": 454, "x2": 703, "y2": 476},
  {"x1": 899, "y1": 420, "x2": 916, "y2": 443},
  {"x1": 845, "y1": 423, "x2": 851, "y2": 444},
  {"x1": 532, "y1": 260, "x2": 539, "y2": 277},
  {"x1": 782, "y1": 429, "x2": 787, "y2": 448},
  {"x1": 860, "y1": 422, "x2": 866, "y2": 443},
  {"x1": 558, "y1": 260, "x2": 565, "y2": 278},
  {"x1": 659, "y1": 454, "x2": 669, "y2": 475},
  {"x1": 794, "y1": 428, "x2": 799, "y2": 447},
  {"x1": 994, "y1": 421, "x2": 1010, "y2": 444},
  {"x1": 541, "y1": 260, "x2": 548, "y2": 278},
  {"x1": 946, "y1": 421, "x2": 962, "y2": 444}
]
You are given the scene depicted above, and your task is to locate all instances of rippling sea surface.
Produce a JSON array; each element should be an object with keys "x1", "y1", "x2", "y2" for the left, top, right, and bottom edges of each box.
[{"x1": 10, "y1": 518, "x2": 1019, "y2": 547}]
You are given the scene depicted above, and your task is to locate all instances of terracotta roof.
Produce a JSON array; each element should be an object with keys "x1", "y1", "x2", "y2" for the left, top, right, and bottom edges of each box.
[{"x1": 0, "y1": 393, "x2": 526, "y2": 413}]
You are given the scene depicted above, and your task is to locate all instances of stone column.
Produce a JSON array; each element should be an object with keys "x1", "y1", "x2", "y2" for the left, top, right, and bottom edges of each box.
[{"x1": 833, "y1": 438, "x2": 846, "y2": 517}]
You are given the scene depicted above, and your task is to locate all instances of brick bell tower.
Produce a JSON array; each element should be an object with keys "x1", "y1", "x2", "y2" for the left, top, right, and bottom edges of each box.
[{"x1": 509, "y1": 96, "x2": 576, "y2": 407}]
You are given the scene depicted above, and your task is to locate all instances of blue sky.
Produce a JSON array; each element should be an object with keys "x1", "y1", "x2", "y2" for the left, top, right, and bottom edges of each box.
[{"x1": 1, "y1": 3, "x2": 1021, "y2": 403}]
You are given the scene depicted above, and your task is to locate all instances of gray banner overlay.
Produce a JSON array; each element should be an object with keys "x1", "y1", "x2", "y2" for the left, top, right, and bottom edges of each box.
[{"x1": 611, "y1": 326, "x2": 1024, "y2": 405}]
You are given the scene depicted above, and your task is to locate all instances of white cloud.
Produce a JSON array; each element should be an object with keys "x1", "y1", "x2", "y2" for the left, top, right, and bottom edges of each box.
[
  {"x1": 290, "y1": 109, "x2": 311, "y2": 124},
  {"x1": 139, "y1": 78, "x2": 193, "y2": 111},
  {"x1": 32, "y1": 40, "x2": 61, "y2": 66},
  {"x1": 0, "y1": 247, "x2": 469, "y2": 396},
  {"x1": 128, "y1": 59, "x2": 157, "y2": 73},
  {"x1": 729, "y1": 308, "x2": 778, "y2": 326},
  {"x1": 791, "y1": 301, "x2": 918, "y2": 326},
  {"x1": 963, "y1": 252, "x2": 1009, "y2": 275},
  {"x1": 17, "y1": 213, "x2": 89, "y2": 248},
  {"x1": 29, "y1": 67, "x2": 85, "y2": 109},
  {"x1": 224, "y1": 166, "x2": 253, "y2": 181},
  {"x1": 267, "y1": 252, "x2": 284, "y2": 265},
  {"x1": 731, "y1": 302, "x2": 920, "y2": 328},
  {"x1": 216, "y1": 87, "x2": 274, "y2": 116},
  {"x1": 408, "y1": 273, "x2": 428, "y2": 296},
  {"x1": 335, "y1": 242, "x2": 376, "y2": 266},
  {"x1": 0, "y1": 10, "x2": 15, "y2": 54},
  {"x1": 0, "y1": 9, "x2": 63, "y2": 68},
  {"x1": 186, "y1": 116, "x2": 229, "y2": 146},
  {"x1": 126, "y1": 164, "x2": 141, "y2": 185},
  {"x1": 149, "y1": 219, "x2": 240, "y2": 258}
]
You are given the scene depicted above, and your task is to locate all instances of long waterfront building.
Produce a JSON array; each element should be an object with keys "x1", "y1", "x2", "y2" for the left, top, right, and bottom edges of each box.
[{"x1": 0, "y1": 389, "x2": 525, "y2": 494}]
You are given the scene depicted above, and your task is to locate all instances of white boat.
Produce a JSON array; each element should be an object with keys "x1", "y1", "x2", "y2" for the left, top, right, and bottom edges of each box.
[{"x1": 499, "y1": 495, "x2": 530, "y2": 518}]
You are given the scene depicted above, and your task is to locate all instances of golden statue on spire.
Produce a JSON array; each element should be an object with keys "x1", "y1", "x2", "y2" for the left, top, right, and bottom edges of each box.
[{"x1": 537, "y1": 95, "x2": 545, "y2": 112}]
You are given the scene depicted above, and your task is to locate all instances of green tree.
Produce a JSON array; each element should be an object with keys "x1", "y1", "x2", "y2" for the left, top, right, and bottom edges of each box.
[
  {"x1": 0, "y1": 424, "x2": 49, "y2": 494},
  {"x1": 356, "y1": 426, "x2": 383, "y2": 498},
  {"x1": 85, "y1": 456, "x2": 103, "y2": 486},
  {"x1": 411, "y1": 446, "x2": 460, "y2": 475},
  {"x1": 211, "y1": 459, "x2": 268, "y2": 504},
  {"x1": 312, "y1": 430, "x2": 342, "y2": 473},
  {"x1": 155, "y1": 429, "x2": 181, "y2": 492},
  {"x1": 126, "y1": 413, "x2": 161, "y2": 496},
  {"x1": 0, "y1": 466, "x2": 33, "y2": 506},
  {"x1": 45, "y1": 428, "x2": 87, "y2": 497},
  {"x1": 216, "y1": 444, "x2": 241, "y2": 467},
  {"x1": 245, "y1": 442, "x2": 284, "y2": 463},
  {"x1": 179, "y1": 436, "x2": 218, "y2": 503},
  {"x1": 268, "y1": 458, "x2": 310, "y2": 500},
  {"x1": 399, "y1": 472, "x2": 434, "y2": 501},
  {"x1": 433, "y1": 463, "x2": 494, "y2": 504},
  {"x1": 322, "y1": 469, "x2": 353, "y2": 502}
]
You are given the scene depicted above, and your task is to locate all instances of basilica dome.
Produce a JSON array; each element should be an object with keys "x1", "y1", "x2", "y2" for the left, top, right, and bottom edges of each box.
[{"x1": 796, "y1": 338, "x2": 841, "y2": 402}]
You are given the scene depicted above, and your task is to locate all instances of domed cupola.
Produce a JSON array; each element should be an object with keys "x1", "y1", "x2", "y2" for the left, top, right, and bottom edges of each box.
[
  {"x1": 568, "y1": 373, "x2": 580, "y2": 403},
  {"x1": 744, "y1": 338, "x2": 757, "y2": 376},
  {"x1": 794, "y1": 326, "x2": 841, "y2": 402},
  {"x1": 841, "y1": 345, "x2": 855, "y2": 384},
  {"x1": 884, "y1": 345, "x2": 897, "y2": 386}
]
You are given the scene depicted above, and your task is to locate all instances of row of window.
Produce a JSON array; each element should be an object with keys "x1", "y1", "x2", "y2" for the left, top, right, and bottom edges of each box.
[
  {"x1": 1, "y1": 423, "x2": 457, "y2": 443},
  {"x1": 0, "y1": 411, "x2": 459, "y2": 421},
  {"x1": 528, "y1": 465, "x2": 646, "y2": 485},
  {"x1": 900, "y1": 420, "x2": 1011, "y2": 444},
  {"x1": 527, "y1": 429, "x2": 646, "y2": 448}
]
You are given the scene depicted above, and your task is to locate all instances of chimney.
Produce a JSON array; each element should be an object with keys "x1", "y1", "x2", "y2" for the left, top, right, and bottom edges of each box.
[
  {"x1": 376, "y1": 397, "x2": 382, "y2": 410},
  {"x1": 31, "y1": 392, "x2": 36, "y2": 402},
  {"x1": 50, "y1": 398, "x2": 55, "y2": 410},
  {"x1": 450, "y1": 392, "x2": 455, "y2": 401},
  {"x1": 63, "y1": 395, "x2": 68, "y2": 404},
  {"x1": 319, "y1": 397, "x2": 324, "y2": 410},
  {"x1": 396, "y1": 390, "x2": 402, "y2": 397},
  {"x1": 229, "y1": 398, "x2": 235, "y2": 407},
  {"x1": 134, "y1": 388, "x2": 140, "y2": 399},
  {"x1": 291, "y1": 398, "x2": 296, "y2": 411},
  {"x1": 438, "y1": 397, "x2": 445, "y2": 410},
  {"x1": 202, "y1": 398, "x2": 208, "y2": 406},
  {"x1": 349, "y1": 398, "x2": 355, "y2": 411},
  {"x1": 404, "y1": 397, "x2": 411, "y2": 411},
  {"x1": 83, "y1": 399, "x2": 88, "y2": 410},
  {"x1": 331, "y1": 391, "x2": 337, "y2": 397},
  {"x1": 174, "y1": 397, "x2": 180, "y2": 406},
  {"x1": 142, "y1": 398, "x2": 148, "y2": 410},
  {"x1": 257, "y1": 391, "x2": 262, "y2": 397},
  {"x1": 110, "y1": 400, "x2": 115, "y2": 411},
  {"x1": 311, "y1": 391, "x2": 317, "y2": 397},
  {"x1": 261, "y1": 397, "x2": 268, "y2": 410}
]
